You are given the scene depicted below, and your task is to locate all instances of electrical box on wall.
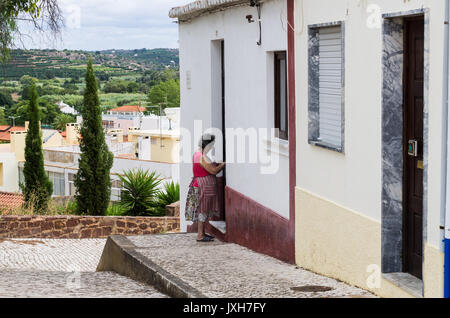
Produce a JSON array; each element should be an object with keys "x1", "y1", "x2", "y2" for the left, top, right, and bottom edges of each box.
[{"x1": 186, "y1": 70, "x2": 192, "y2": 90}]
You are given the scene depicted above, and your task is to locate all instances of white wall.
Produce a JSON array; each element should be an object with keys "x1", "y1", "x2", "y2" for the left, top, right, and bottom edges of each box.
[
  {"x1": 42, "y1": 148, "x2": 179, "y2": 184},
  {"x1": 295, "y1": 0, "x2": 446, "y2": 249},
  {"x1": 0, "y1": 152, "x2": 19, "y2": 192},
  {"x1": 112, "y1": 157, "x2": 179, "y2": 183},
  {"x1": 138, "y1": 137, "x2": 151, "y2": 160},
  {"x1": 178, "y1": 0, "x2": 290, "y2": 231},
  {"x1": 133, "y1": 116, "x2": 178, "y2": 131}
]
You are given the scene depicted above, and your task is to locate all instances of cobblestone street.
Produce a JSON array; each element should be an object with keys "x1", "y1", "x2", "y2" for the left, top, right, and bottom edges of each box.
[
  {"x1": 128, "y1": 234, "x2": 376, "y2": 298},
  {"x1": 0, "y1": 238, "x2": 167, "y2": 298}
]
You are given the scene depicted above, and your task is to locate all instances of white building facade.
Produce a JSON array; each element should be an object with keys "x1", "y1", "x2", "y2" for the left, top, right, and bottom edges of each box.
[
  {"x1": 294, "y1": 0, "x2": 449, "y2": 298},
  {"x1": 171, "y1": 0, "x2": 296, "y2": 262}
]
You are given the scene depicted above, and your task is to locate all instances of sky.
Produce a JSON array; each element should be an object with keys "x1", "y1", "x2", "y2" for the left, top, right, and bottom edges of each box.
[{"x1": 18, "y1": 0, "x2": 188, "y2": 51}]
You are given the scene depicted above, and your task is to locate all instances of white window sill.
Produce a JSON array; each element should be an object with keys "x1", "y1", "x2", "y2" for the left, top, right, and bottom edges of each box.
[
  {"x1": 261, "y1": 137, "x2": 289, "y2": 157},
  {"x1": 309, "y1": 140, "x2": 344, "y2": 154}
]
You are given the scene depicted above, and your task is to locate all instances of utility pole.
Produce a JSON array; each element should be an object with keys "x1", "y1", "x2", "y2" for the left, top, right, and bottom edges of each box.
[
  {"x1": 138, "y1": 95, "x2": 143, "y2": 130},
  {"x1": 8, "y1": 116, "x2": 20, "y2": 127}
]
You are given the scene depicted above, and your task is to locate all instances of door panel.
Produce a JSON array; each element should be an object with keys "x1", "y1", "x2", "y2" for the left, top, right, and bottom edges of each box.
[{"x1": 404, "y1": 18, "x2": 424, "y2": 280}]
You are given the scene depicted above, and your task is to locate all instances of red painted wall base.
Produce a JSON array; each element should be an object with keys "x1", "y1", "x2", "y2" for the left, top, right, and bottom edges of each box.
[
  {"x1": 225, "y1": 186, "x2": 294, "y2": 264},
  {"x1": 187, "y1": 186, "x2": 294, "y2": 264}
]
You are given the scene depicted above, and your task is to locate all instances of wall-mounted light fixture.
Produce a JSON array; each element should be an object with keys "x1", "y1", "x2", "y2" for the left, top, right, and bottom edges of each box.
[{"x1": 249, "y1": 0, "x2": 262, "y2": 46}]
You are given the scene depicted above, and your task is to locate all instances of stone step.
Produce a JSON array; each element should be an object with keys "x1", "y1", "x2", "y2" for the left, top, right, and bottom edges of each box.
[{"x1": 209, "y1": 221, "x2": 226, "y2": 234}]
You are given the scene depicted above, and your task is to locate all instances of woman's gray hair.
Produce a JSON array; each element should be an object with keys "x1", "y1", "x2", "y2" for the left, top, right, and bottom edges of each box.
[{"x1": 199, "y1": 134, "x2": 216, "y2": 150}]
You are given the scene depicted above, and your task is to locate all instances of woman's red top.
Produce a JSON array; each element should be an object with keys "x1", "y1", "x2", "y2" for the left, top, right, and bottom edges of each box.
[{"x1": 192, "y1": 151, "x2": 210, "y2": 187}]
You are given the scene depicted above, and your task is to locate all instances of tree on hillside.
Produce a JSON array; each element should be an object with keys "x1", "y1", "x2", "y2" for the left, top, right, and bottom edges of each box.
[
  {"x1": 147, "y1": 79, "x2": 180, "y2": 109},
  {"x1": 103, "y1": 79, "x2": 128, "y2": 94},
  {"x1": 74, "y1": 58, "x2": 113, "y2": 216},
  {"x1": 5, "y1": 99, "x2": 28, "y2": 125},
  {"x1": 37, "y1": 97, "x2": 60, "y2": 124},
  {"x1": 20, "y1": 76, "x2": 38, "y2": 100},
  {"x1": 20, "y1": 75, "x2": 37, "y2": 86},
  {"x1": 0, "y1": 91, "x2": 14, "y2": 108},
  {"x1": 22, "y1": 84, "x2": 53, "y2": 213},
  {"x1": 0, "y1": 0, "x2": 63, "y2": 63},
  {"x1": 0, "y1": 108, "x2": 8, "y2": 125}
]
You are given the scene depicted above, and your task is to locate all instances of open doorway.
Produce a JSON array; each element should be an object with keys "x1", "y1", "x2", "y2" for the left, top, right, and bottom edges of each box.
[{"x1": 211, "y1": 39, "x2": 226, "y2": 223}]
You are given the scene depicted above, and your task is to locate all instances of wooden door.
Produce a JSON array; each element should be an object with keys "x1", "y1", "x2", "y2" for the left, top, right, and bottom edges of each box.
[{"x1": 403, "y1": 17, "x2": 424, "y2": 280}]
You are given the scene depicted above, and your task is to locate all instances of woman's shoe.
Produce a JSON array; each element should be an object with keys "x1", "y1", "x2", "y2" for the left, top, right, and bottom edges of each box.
[
  {"x1": 205, "y1": 234, "x2": 215, "y2": 239},
  {"x1": 197, "y1": 236, "x2": 214, "y2": 242}
]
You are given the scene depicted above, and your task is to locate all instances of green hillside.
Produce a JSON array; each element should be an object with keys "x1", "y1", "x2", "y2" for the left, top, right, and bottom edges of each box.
[
  {"x1": 0, "y1": 48, "x2": 179, "y2": 81},
  {"x1": 0, "y1": 48, "x2": 180, "y2": 128}
]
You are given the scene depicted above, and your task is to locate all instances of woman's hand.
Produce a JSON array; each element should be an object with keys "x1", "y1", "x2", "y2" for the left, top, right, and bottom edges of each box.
[
  {"x1": 201, "y1": 156, "x2": 225, "y2": 175},
  {"x1": 217, "y1": 162, "x2": 226, "y2": 171}
]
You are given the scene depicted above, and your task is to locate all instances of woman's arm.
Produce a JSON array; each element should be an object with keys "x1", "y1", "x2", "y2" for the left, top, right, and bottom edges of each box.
[{"x1": 200, "y1": 155, "x2": 225, "y2": 175}]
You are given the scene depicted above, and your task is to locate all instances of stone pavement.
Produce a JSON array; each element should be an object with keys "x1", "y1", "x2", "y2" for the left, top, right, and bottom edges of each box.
[
  {"x1": 0, "y1": 238, "x2": 167, "y2": 298},
  {"x1": 128, "y1": 233, "x2": 376, "y2": 298}
]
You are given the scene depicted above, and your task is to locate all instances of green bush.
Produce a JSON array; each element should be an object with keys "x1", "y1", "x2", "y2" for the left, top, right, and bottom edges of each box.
[
  {"x1": 106, "y1": 203, "x2": 129, "y2": 216},
  {"x1": 56, "y1": 200, "x2": 78, "y2": 215},
  {"x1": 154, "y1": 181, "x2": 180, "y2": 216}
]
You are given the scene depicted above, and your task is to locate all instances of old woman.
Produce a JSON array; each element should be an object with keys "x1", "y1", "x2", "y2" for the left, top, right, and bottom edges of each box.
[{"x1": 185, "y1": 134, "x2": 225, "y2": 242}]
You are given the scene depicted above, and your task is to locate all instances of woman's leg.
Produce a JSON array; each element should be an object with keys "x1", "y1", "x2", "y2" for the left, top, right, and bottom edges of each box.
[
  {"x1": 197, "y1": 221, "x2": 205, "y2": 240},
  {"x1": 202, "y1": 220, "x2": 207, "y2": 236}
]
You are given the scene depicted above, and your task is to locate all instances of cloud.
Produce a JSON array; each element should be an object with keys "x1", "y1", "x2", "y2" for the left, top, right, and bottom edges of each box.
[{"x1": 17, "y1": 0, "x2": 188, "y2": 50}]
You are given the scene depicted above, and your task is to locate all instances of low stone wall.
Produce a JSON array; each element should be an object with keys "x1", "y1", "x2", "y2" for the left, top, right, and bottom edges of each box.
[{"x1": 0, "y1": 215, "x2": 180, "y2": 239}]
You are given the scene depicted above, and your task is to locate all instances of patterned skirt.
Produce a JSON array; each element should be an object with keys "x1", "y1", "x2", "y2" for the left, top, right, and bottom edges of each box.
[{"x1": 185, "y1": 175, "x2": 219, "y2": 223}]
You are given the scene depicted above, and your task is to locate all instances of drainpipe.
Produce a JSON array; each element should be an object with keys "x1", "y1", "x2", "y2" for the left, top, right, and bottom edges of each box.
[{"x1": 444, "y1": 0, "x2": 450, "y2": 299}]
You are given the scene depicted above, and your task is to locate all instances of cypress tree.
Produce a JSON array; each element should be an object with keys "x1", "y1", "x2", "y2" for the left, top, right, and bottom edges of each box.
[
  {"x1": 74, "y1": 58, "x2": 113, "y2": 215},
  {"x1": 22, "y1": 84, "x2": 53, "y2": 213}
]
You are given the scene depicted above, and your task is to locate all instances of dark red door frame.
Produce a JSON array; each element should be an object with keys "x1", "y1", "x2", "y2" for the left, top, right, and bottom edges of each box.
[{"x1": 287, "y1": 0, "x2": 296, "y2": 262}]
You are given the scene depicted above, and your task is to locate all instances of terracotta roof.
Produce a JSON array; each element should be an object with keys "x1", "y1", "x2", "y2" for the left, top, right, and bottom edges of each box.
[
  {"x1": 0, "y1": 126, "x2": 26, "y2": 142},
  {"x1": 0, "y1": 192, "x2": 24, "y2": 212},
  {"x1": 108, "y1": 105, "x2": 146, "y2": 113},
  {"x1": 117, "y1": 153, "x2": 137, "y2": 159},
  {"x1": 9, "y1": 126, "x2": 26, "y2": 132},
  {"x1": 0, "y1": 125, "x2": 11, "y2": 132}
]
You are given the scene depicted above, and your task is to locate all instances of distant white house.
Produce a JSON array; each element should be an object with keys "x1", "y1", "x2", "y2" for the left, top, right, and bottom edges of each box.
[
  {"x1": 58, "y1": 101, "x2": 77, "y2": 115},
  {"x1": 101, "y1": 105, "x2": 180, "y2": 136}
]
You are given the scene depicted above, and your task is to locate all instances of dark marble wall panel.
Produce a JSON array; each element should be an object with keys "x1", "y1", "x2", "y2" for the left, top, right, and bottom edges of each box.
[
  {"x1": 308, "y1": 27, "x2": 320, "y2": 142},
  {"x1": 381, "y1": 17, "x2": 404, "y2": 273}
]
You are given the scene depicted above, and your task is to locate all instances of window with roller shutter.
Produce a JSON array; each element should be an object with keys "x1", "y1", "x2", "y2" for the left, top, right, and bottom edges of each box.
[
  {"x1": 319, "y1": 27, "x2": 342, "y2": 147},
  {"x1": 308, "y1": 23, "x2": 345, "y2": 153}
]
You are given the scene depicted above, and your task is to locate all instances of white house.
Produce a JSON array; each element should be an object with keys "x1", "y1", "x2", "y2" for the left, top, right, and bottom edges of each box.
[
  {"x1": 58, "y1": 101, "x2": 77, "y2": 115},
  {"x1": 294, "y1": 0, "x2": 450, "y2": 298},
  {"x1": 170, "y1": 0, "x2": 296, "y2": 262},
  {"x1": 172, "y1": 0, "x2": 450, "y2": 298}
]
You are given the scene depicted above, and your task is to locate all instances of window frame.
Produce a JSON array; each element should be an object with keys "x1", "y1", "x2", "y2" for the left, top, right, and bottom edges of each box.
[
  {"x1": 308, "y1": 21, "x2": 345, "y2": 153},
  {"x1": 274, "y1": 51, "x2": 289, "y2": 141}
]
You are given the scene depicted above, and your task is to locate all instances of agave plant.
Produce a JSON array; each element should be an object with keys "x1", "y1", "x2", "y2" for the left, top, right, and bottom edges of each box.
[
  {"x1": 118, "y1": 169, "x2": 162, "y2": 216},
  {"x1": 155, "y1": 181, "x2": 180, "y2": 216}
]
